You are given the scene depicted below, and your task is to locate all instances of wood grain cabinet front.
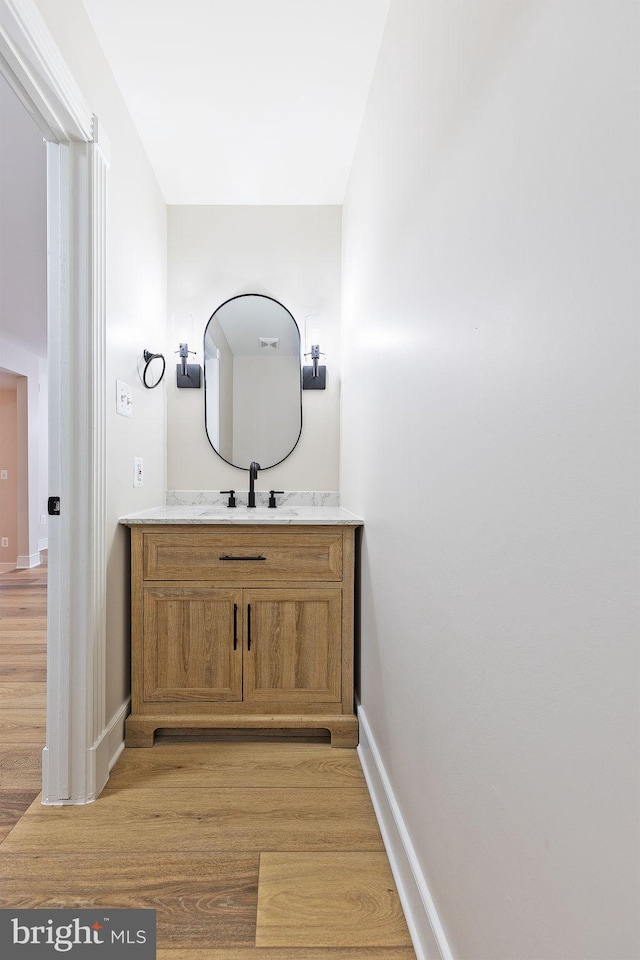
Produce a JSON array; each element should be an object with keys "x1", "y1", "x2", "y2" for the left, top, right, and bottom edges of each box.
[{"x1": 125, "y1": 525, "x2": 359, "y2": 748}]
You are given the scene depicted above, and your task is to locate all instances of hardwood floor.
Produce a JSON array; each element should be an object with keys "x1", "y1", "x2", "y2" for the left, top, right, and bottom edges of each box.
[
  {"x1": 0, "y1": 556, "x2": 415, "y2": 957},
  {"x1": 0, "y1": 558, "x2": 47, "y2": 844}
]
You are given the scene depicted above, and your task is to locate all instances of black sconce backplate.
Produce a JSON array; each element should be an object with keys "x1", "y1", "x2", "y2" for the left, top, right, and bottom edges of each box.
[
  {"x1": 302, "y1": 365, "x2": 326, "y2": 389},
  {"x1": 176, "y1": 363, "x2": 202, "y2": 388}
]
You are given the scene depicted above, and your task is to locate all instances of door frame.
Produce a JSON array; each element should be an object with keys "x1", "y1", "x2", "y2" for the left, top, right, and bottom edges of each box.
[{"x1": 0, "y1": 0, "x2": 108, "y2": 803}]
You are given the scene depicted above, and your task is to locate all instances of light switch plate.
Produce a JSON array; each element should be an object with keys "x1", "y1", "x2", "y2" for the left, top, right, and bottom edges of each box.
[
  {"x1": 116, "y1": 380, "x2": 133, "y2": 417},
  {"x1": 133, "y1": 457, "x2": 143, "y2": 487},
  {"x1": 0, "y1": 470, "x2": 7, "y2": 480}
]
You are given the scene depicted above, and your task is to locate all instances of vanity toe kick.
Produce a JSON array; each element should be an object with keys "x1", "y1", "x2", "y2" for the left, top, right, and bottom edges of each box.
[{"x1": 125, "y1": 714, "x2": 359, "y2": 749}]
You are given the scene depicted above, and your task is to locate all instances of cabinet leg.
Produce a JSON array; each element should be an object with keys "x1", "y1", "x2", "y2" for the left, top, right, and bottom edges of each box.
[
  {"x1": 328, "y1": 718, "x2": 359, "y2": 748},
  {"x1": 125, "y1": 717, "x2": 156, "y2": 747}
]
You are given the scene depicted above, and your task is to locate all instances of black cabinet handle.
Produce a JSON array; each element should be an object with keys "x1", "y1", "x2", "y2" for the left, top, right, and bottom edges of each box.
[
  {"x1": 247, "y1": 604, "x2": 252, "y2": 650},
  {"x1": 233, "y1": 603, "x2": 238, "y2": 650},
  {"x1": 219, "y1": 555, "x2": 266, "y2": 561}
]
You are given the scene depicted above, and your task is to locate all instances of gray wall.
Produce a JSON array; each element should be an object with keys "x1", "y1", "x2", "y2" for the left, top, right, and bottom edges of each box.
[{"x1": 341, "y1": 2, "x2": 639, "y2": 957}]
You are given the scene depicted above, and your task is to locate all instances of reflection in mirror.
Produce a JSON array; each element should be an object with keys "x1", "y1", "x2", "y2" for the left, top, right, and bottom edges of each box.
[{"x1": 204, "y1": 294, "x2": 302, "y2": 470}]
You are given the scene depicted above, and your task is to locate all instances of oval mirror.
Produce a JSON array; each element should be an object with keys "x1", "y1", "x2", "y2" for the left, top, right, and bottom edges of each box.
[{"x1": 204, "y1": 294, "x2": 302, "y2": 469}]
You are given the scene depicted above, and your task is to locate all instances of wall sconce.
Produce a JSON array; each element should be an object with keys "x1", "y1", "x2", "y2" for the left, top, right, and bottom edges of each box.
[
  {"x1": 303, "y1": 344, "x2": 326, "y2": 390},
  {"x1": 142, "y1": 349, "x2": 166, "y2": 389},
  {"x1": 176, "y1": 342, "x2": 202, "y2": 388}
]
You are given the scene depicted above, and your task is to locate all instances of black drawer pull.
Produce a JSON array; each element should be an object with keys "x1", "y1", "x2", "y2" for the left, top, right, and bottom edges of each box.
[
  {"x1": 219, "y1": 555, "x2": 266, "y2": 561},
  {"x1": 247, "y1": 603, "x2": 252, "y2": 651},
  {"x1": 233, "y1": 603, "x2": 238, "y2": 650}
]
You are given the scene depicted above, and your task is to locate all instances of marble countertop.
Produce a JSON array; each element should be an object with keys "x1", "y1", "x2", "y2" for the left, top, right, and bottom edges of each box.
[{"x1": 119, "y1": 505, "x2": 363, "y2": 526}]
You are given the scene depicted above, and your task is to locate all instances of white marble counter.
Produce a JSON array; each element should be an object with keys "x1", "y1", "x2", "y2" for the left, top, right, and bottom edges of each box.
[
  {"x1": 166, "y1": 489, "x2": 340, "y2": 508},
  {"x1": 119, "y1": 504, "x2": 363, "y2": 526}
]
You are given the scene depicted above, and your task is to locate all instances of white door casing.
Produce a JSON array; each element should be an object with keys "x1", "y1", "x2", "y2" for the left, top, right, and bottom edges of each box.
[{"x1": 0, "y1": 0, "x2": 108, "y2": 803}]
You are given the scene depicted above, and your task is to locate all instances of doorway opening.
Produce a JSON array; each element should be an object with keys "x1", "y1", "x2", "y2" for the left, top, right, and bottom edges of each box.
[
  {"x1": 0, "y1": 71, "x2": 48, "y2": 573},
  {"x1": 1, "y1": 0, "x2": 108, "y2": 805},
  {"x1": 0, "y1": 69, "x2": 48, "y2": 825}
]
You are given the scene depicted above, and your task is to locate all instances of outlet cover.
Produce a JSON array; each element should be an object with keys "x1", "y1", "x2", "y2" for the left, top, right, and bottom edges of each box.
[
  {"x1": 0, "y1": 470, "x2": 7, "y2": 480},
  {"x1": 116, "y1": 380, "x2": 133, "y2": 417},
  {"x1": 133, "y1": 457, "x2": 143, "y2": 487},
  {"x1": 1, "y1": 537, "x2": 8, "y2": 548}
]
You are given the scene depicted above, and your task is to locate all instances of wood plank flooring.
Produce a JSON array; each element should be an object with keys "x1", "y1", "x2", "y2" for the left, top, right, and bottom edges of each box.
[
  {"x1": 0, "y1": 555, "x2": 415, "y2": 956},
  {"x1": 256, "y1": 852, "x2": 411, "y2": 948},
  {"x1": 0, "y1": 558, "x2": 47, "y2": 842}
]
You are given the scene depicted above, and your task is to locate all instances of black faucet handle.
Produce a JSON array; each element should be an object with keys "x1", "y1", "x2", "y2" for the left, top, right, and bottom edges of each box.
[
  {"x1": 220, "y1": 490, "x2": 236, "y2": 508},
  {"x1": 268, "y1": 490, "x2": 284, "y2": 508}
]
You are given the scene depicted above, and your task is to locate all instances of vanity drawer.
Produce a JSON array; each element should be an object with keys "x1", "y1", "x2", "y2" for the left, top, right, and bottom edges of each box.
[{"x1": 143, "y1": 530, "x2": 343, "y2": 582}]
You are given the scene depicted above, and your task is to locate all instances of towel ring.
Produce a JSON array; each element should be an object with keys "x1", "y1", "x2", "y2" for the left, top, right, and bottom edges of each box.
[{"x1": 142, "y1": 349, "x2": 166, "y2": 389}]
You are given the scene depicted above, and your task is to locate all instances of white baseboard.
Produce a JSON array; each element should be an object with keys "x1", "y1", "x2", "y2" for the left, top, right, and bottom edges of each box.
[
  {"x1": 38, "y1": 538, "x2": 48, "y2": 552},
  {"x1": 94, "y1": 697, "x2": 131, "y2": 795},
  {"x1": 16, "y1": 552, "x2": 42, "y2": 569},
  {"x1": 107, "y1": 698, "x2": 130, "y2": 772},
  {"x1": 42, "y1": 697, "x2": 130, "y2": 805},
  {"x1": 357, "y1": 705, "x2": 454, "y2": 960}
]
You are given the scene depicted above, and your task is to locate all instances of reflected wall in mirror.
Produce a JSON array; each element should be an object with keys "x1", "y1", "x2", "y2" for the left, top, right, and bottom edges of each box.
[{"x1": 204, "y1": 294, "x2": 302, "y2": 469}]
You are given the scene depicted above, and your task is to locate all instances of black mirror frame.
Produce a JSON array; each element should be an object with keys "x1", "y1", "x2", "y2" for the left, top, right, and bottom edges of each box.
[{"x1": 203, "y1": 293, "x2": 303, "y2": 471}]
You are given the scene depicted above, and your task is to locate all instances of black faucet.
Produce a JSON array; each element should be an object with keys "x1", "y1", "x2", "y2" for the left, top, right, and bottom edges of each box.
[
  {"x1": 268, "y1": 490, "x2": 284, "y2": 508},
  {"x1": 248, "y1": 461, "x2": 261, "y2": 507}
]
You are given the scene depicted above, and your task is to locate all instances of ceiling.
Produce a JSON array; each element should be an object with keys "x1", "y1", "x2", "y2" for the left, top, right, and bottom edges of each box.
[{"x1": 80, "y1": 0, "x2": 391, "y2": 205}]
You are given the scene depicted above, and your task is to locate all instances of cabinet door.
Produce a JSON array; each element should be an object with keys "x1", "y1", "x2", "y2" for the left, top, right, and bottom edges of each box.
[
  {"x1": 243, "y1": 588, "x2": 342, "y2": 704},
  {"x1": 143, "y1": 585, "x2": 243, "y2": 701}
]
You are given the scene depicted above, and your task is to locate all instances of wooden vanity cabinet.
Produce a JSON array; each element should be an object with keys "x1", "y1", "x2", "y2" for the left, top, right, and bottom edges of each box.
[{"x1": 125, "y1": 525, "x2": 359, "y2": 748}]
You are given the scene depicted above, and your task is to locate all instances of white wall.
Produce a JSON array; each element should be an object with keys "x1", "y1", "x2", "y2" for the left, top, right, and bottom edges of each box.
[
  {"x1": 0, "y1": 72, "x2": 48, "y2": 566},
  {"x1": 341, "y1": 2, "x2": 639, "y2": 958},
  {"x1": 167, "y1": 205, "x2": 341, "y2": 495},
  {"x1": 0, "y1": 73, "x2": 47, "y2": 358},
  {"x1": 35, "y1": 0, "x2": 168, "y2": 720}
]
